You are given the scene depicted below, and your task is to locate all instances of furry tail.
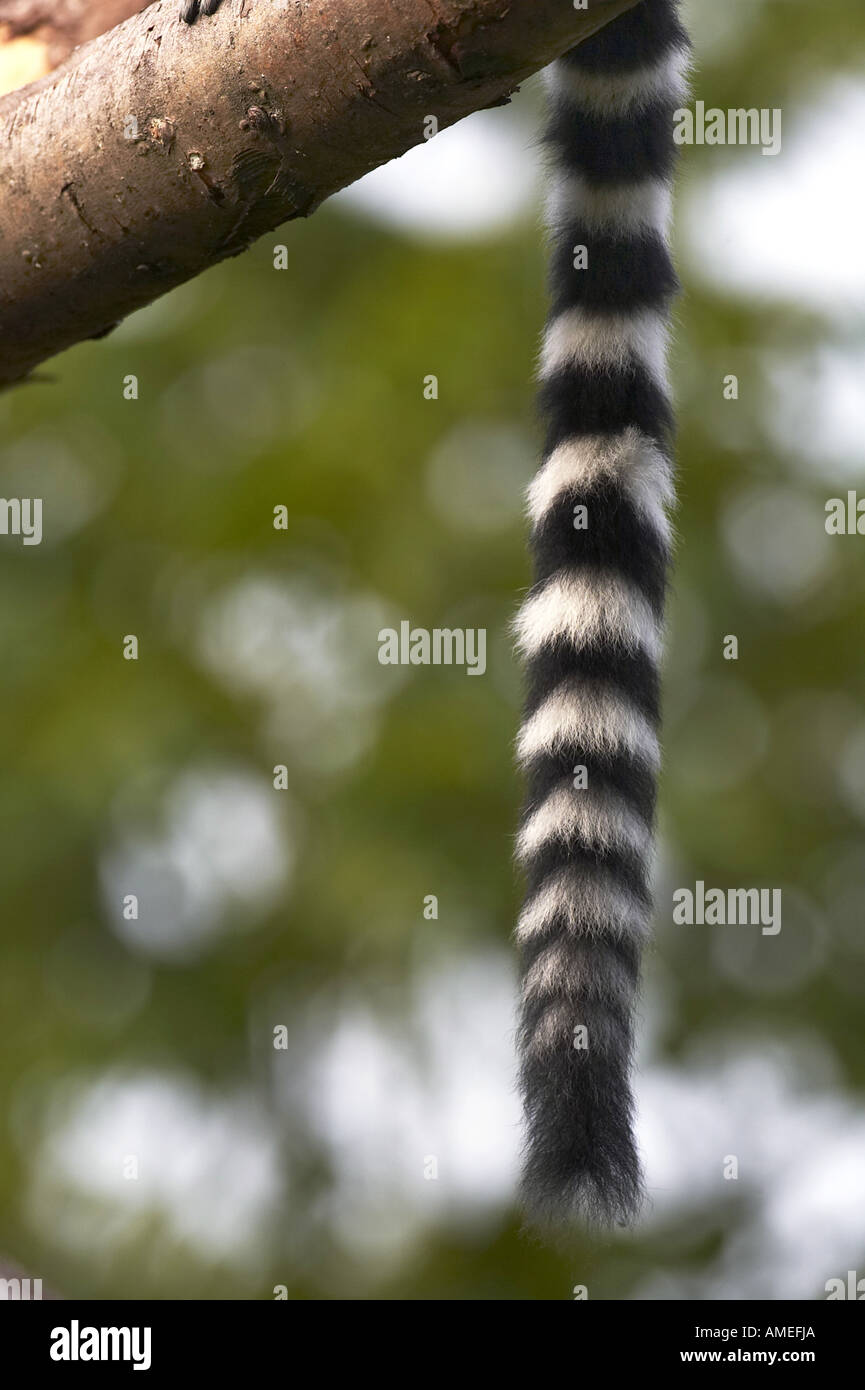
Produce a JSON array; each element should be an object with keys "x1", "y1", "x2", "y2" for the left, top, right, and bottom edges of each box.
[{"x1": 515, "y1": 0, "x2": 689, "y2": 1226}]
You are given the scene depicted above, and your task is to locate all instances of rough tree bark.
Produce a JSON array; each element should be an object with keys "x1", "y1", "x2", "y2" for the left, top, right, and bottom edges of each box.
[
  {"x1": 0, "y1": 0, "x2": 148, "y2": 86},
  {"x1": 0, "y1": 0, "x2": 638, "y2": 388}
]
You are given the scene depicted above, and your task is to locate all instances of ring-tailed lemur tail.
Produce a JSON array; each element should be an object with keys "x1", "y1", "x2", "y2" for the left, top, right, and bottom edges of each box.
[{"x1": 515, "y1": 0, "x2": 690, "y2": 1227}]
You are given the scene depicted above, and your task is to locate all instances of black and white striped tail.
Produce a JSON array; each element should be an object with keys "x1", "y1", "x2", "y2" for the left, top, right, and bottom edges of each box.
[{"x1": 516, "y1": 0, "x2": 689, "y2": 1226}]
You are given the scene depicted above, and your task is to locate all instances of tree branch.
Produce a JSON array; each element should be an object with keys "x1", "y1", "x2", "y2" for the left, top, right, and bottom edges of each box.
[
  {"x1": 0, "y1": 1, "x2": 148, "y2": 83},
  {"x1": 0, "y1": 0, "x2": 638, "y2": 387}
]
